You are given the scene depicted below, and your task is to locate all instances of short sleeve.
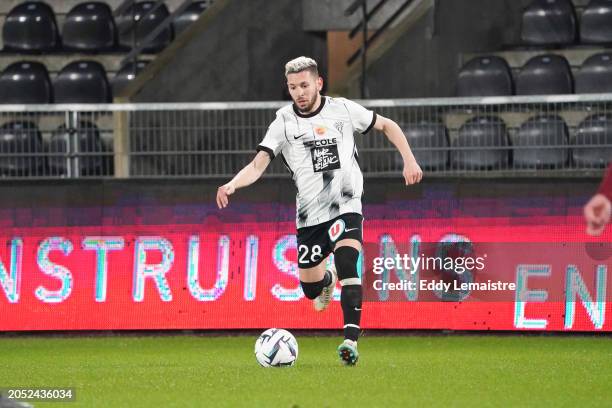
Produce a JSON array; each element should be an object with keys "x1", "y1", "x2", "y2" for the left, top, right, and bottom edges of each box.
[
  {"x1": 341, "y1": 98, "x2": 377, "y2": 134},
  {"x1": 256, "y1": 114, "x2": 286, "y2": 160}
]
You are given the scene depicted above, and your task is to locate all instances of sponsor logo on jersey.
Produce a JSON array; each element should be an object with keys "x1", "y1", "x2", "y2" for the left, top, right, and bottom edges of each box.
[
  {"x1": 303, "y1": 138, "x2": 337, "y2": 148},
  {"x1": 305, "y1": 138, "x2": 341, "y2": 172},
  {"x1": 328, "y1": 219, "x2": 345, "y2": 242},
  {"x1": 315, "y1": 126, "x2": 327, "y2": 136}
]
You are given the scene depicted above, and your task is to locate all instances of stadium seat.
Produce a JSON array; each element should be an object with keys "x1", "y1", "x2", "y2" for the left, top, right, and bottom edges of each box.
[
  {"x1": 452, "y1": 116, "x2": 509, "y2": 170},
  {"x1": 580, "y1": 0, "x2": 612, "y2": 44},
  {"x1": 62, "y1": 2, "x2": 117, "y2": 52},
  {"x1": 575, "y1": 52, "x2": 612, "y2": 93},
  {"x1": 116, "y1": 1, "x2": 173, "y2": 53},
  {"x1": 173, "y1": 1, "x2": 209, "y2": 35},
  {"x1": 112, "y1": 60, "x2": 149, "y2": 94},
  {"x1": 0, "y1": 121, "x2": 45, "y2": 176},
  {"x1": 573, "y1": 114, "x2": 612, "y2": 168},
  {"x1": 54, "y1": 61, "x2": 112, "y2": 103},
  {"x1": 456, "y1": 56, "x2": 513, "y2": 97},
  {"x1": 0, "y1": 61, "x2": 52, "y2": 104},
  {"x1": 521, "y1": 0, "x2": 576, "y2": 45},
  {"x1": 47, "y1": 121, "x2": 107, "y2": 176},
  {"x1": 515, "y1": 55, "x2": 573, "y2": 95},
  {"x1": 3, "y1": 1, "x2": 60, "y2": 52},
  {"x1": 401, "y1": 121, "x2": 449, "y2": 170},
  {"x1": 512, "y1": 115, "x2": 569, "y2": 168}
]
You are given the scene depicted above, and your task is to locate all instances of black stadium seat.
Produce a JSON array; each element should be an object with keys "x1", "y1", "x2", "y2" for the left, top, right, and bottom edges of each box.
[
  {"x1": 515, "y1": 55, "x2": 573, "y2": 95},
  {"x1": 575, "y1": 53, "x2": 612, "y2": 93},
  {"x1": 54, "y1": 61, "x2": 112, "y2": 103},
  {"x1": 112, "y1": 60, "x2": 149, "y2": 94},
  {"x1": 3, "y1": 1, "x2": 60, "y2": 52},
  {"x1": 62, "y1": 2, "x2": 116, "y2": 52},
  {"x1": 47, "y1": 121, "x2": 107, "y2": 176},
  {"x1": 173, "y1": 1, "x2": 209, "y2": 35},
  {"x1": 116, "y1": 1, "x2": 173, "y2": 53},
  {"x1": 0, "y1": 61, "x2": 52, "y2": 104},
  {"x1": 521, "y1": 0, "x2": 576, "y2": 45},
  {"x1": 0, "y1": 121, "x2": 45, "y2": 176},
  {"x1": 452, "y1": 116, "x2": 509, "y2": 170},
  {"x1": 580, "y1": 0, "x2": 612, "y2": 44},
  {"x1": 573, "y1": 114, "x2": 612, "y2": 168},
  {"x1": 512, "y1": 115, "x2": 569, "y2": 168},
  {"x1": 456, "y1": 56, "x2": 513, "y2": 97},
  {"x1": 402, "y1": 121, "x2": 449, "y2": 170}
]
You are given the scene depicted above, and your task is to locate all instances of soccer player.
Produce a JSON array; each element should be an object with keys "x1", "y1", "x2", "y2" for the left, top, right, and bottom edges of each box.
[
  {"x1": 216, "y1": 56, "x2": 422, "y2": 365},
  {"x1": 584, "y1": 163, "x2": 612, "y2": 236}
]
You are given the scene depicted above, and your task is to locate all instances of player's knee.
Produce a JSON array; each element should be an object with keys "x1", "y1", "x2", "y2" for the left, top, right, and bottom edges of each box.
[
  {"x1": 334, "y1": 246, "x2": 360, "y2": 285},
  {"x1": 300, "y1": 280, "x2": 323, "y2": 300}
]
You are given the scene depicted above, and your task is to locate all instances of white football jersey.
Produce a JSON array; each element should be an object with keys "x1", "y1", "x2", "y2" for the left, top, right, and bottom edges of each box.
[{"x1": 256, "y1": 96, "x2": 376, "y2": 228}]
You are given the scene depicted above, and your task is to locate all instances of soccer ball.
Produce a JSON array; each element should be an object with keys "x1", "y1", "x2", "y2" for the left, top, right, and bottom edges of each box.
[{"x1": 254, "y1": 328, "x2": 298, "y2": 367}]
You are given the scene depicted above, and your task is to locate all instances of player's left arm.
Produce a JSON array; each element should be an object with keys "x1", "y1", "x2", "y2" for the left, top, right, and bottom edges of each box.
[
  {"x1": 584, "y1": 163, "x2": 612, "y2": 236},
  {"x1": 373, "y1": 115, "x2": 423, "y2": 185}
]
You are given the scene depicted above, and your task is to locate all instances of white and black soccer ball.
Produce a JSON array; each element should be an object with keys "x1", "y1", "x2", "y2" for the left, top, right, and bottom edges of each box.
[{"x1": 254, "y1": 328, "x2": 298, "y2": 367}]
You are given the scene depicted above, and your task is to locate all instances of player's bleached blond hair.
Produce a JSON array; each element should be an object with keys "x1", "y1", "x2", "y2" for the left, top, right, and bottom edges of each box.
[{"x1": 285, "y1": 56, "x2": 319, "y2": 77}]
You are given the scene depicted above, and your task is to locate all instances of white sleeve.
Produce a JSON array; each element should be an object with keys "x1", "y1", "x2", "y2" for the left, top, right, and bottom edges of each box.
[
  {"x1": 341, "y1": 98, "x2": 377, "y2": 134},
  {"x1": 256, "y1": 114, "x2": 287, "y2": 159}
]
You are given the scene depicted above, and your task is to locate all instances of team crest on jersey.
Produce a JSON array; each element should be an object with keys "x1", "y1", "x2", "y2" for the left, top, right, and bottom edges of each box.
[
  {"x1": 334, "y1": 121, "x2": 344, "y2": 133},
  {"x1": 328, "y1": 219, "x2": 345, "y2": 242}
]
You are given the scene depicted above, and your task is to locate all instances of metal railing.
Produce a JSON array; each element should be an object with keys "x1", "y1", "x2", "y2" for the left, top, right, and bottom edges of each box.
[
  {"x1": 345, "y1": 0, "x2": 422, "y2": 98},
  {"x1": 346, "y1": 0, "x2": 416, "y2": 66},
  {"x1": 0, "y1": 94, "x2": 609, "y2": 179}
]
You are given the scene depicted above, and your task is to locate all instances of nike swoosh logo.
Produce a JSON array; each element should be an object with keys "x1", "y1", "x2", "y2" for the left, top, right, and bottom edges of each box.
[
  {"x1": 345, "y1": 227, "x2": 359, "y2": 232},
  {"x1": 354, "y1": 307, "x2": 362, "y2": 311},
  {"x1": 293, "y1": 132, "x2": 308, "y2": 140}
]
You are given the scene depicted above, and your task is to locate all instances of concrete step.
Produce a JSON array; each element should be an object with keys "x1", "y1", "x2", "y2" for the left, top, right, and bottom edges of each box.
[
  {"x1": 463, "y1": 47, "x2": 610, "y2": 73},
  {"x1": 0, "y1": 52, "x2": 155, "y2": 76}
]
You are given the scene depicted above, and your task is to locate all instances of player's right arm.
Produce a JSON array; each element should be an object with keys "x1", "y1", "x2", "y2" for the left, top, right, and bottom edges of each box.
[{"x1": 216, "y1": 151, "x2": 271, "y2": 209}]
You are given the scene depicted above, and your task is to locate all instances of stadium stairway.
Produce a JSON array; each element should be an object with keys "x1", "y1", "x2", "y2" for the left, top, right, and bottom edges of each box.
[
  {"x1": 125, "y1": 0, "x2": 328, "y2": 102},
  {"x1": 327, "y1": 0, "x2": 532, "y2": 98},
  {"x1": 325, "y1": 0, "x2": 435, "y2": 97},
  {"x1": 123, "y1": 0, "x2": 439, "y2": 101}
]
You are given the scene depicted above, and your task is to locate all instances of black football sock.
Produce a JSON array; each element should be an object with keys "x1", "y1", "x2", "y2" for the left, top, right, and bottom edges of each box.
[{"x1": 341, "y1": 284, "x2": 362, "y2": 342}]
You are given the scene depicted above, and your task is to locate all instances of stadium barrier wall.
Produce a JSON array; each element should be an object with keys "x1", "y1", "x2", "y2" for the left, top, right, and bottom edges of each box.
[{"x1": 0, "y1": 177, "x2": 610, "y2": 332}]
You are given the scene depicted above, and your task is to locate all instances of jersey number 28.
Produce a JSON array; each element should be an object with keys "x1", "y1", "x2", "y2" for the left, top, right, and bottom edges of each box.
[{"x1": 298, "y1": 244, "x2": 322, "y2": 264}]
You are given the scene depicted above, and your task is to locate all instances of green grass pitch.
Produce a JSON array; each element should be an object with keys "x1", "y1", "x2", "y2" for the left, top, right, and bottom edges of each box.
[{"x1": 0, "y1": 334, "x2": 611, "y2": 407}]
